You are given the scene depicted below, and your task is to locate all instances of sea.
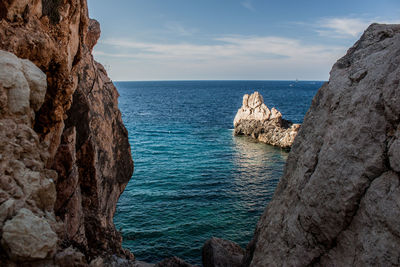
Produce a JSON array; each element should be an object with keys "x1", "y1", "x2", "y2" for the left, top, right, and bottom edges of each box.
[{"x1": 113, "y1": 80, "x2": 323, "y2": 265}]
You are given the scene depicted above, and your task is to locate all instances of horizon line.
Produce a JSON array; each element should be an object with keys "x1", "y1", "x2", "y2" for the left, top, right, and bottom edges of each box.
[{"x1": 112, "y1": 79, "x2": 328, "y2": 82}]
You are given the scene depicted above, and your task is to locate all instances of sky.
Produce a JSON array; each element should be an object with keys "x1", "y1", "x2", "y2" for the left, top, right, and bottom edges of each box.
[{"x1": 87, "y1": 0, "x2": 400, "y2": 81}]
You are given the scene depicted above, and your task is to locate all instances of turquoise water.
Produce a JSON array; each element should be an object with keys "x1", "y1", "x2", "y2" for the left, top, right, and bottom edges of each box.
[{"x1": 114, "y1": 81, "x2": 322, "y2": 265}]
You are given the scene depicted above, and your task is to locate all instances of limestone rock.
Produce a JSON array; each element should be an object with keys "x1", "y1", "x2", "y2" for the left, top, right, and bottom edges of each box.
[
  {"x1": 0, "y1": 52, "x2": 59, "y2": 264},
  {"x1": 1, "y1": 208, "x2": 58, "y2": 260},
  {"x1": 202, "y1": 237, "x2": 244, "y2": 267},
  {"x1": 0, "y1": 0, "x2": 134, "y2": 264},
  {"x1": 234, "y1": 91, "x2": 300, "y2": 148},
  {"x1": 21, "y1": 59, "x2": 47, "y2": 112},
  {"x1": 0, "y1": 50, "x2": 46, "y2": 120},
  {"x1": 243, "y1": 23, "x2": 400, "y2": 266}
]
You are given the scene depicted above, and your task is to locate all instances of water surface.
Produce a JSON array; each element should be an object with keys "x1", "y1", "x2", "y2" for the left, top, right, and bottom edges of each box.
[{"x1": 114, "y1": 81, "x2": 322, "y2": 264}]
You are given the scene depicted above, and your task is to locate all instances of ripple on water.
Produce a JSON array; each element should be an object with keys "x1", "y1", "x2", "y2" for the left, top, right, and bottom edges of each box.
[{"x1": 114, "y1": 81, "x2": 321, "y2": 265}]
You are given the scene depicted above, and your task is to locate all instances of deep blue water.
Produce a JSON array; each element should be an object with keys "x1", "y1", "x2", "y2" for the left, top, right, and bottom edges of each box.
[{"x1": 114, "y1": 81, "x2": 322, "y2": 265}]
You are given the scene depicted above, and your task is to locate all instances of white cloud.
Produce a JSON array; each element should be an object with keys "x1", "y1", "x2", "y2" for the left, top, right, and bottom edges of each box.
[
  {"x1": 316, "y1": 17, "x2": 400, "y2": 38},
  {"x1": 95, "y1": 35, "x2": 346, "y2": 80},
  {"x1": 164, "y1": 22, "x2": 197, "y2": 36},
  {"x1": 100, "y1": 36, "x2": 344, "y2": 61},
  {"x1": 317, "y1": 18, "x2": 369, "y2": 38},
  {"x1": 241, "y1": 0, "x2": 255, "y2": 11}
]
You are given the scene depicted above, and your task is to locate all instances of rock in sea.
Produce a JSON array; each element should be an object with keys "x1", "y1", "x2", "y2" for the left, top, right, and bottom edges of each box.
[{"x1": 233, "y1": 91, "x2": 300, "y2": 148}]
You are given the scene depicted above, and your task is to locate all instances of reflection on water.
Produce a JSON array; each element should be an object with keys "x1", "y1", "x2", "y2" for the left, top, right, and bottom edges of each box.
[
  {"x1": 232, "y1": 134, "x2": 288, "y2": 171},
  {"x1": 231, "y1": 134, "x2": 288, "y2": 211}
]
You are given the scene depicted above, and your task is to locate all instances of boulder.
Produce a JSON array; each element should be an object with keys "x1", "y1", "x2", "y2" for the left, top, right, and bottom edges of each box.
[
  {"x1": 243, "y1": 23, "x2": 400, "y2": 267},
  {"x1": 1, "y1": 208, "x2": 58, "y2": 260},
  {"x1": 202, "y1": 237, "x2": 244, "y2": 267}
]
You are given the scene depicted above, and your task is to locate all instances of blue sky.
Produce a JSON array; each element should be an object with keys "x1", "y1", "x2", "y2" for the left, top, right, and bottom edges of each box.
[{"x1": 87, "y1": 0, "x2": 400, "y2": 81}]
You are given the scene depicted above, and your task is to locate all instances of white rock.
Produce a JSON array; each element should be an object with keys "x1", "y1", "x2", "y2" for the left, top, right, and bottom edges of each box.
[
  {"x1": 21, "y1": 59, "x2": 47, "y2": 111},
  {"x1": 233, "y1": 91, "x2": 299, "y2": 148},
  {"x1": 0, "y1": 50, "x2": 47, "y2": 115},
  {"x1": 1, "y1": 208, "x2": 58, "y2": 260}
]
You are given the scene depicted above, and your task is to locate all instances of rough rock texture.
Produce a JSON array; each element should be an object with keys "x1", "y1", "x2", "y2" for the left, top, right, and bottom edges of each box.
[
  {"x1": 0, "y1": 50, "x2": 59, "y2": 264},
  {"x1": 243, "y1": 23, "x2": 400, "y2": 266},
  {"x1": 0, "y1": 0, "x2": 133, "y2": 265},
  {"x1": 202, "y1": 237, "x2": 244, "y2": 267},
  {"x1": 234, "y1": 92, "x2": 300, "y2": 148},
  {"x1": 155, "y1": 256, "x2": 197, "y2": 267},
  {"x1": 2, "y1": 208, "x2": 58, "y2": 260}
]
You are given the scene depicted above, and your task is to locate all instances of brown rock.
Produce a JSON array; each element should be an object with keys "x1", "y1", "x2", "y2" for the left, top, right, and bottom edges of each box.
[
  {"x1": 234, "y1": 91, "x2": 300, "y2": 148},
  {"x1": 86, "y1": 19, "x2": 101, "y2": 51},
  {"x1": 202, "y1": 237, "x2": 244, "y2": 267},
  {"x1": 0, "y1": 0, "x2": 133, "y2": 264},
  {"x1": 243, "y1": 24, "x2": 400, "y2": 267}
]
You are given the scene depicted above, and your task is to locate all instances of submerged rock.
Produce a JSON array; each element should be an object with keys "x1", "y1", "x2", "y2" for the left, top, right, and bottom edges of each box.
[
  {"x1": 202, "y1": 237, "x2": 244, "y2": 267},
  {"x1": 243, "y1": 23, "x2": 400, "y2": 266},
  {"x1": 234, "y1": 92, "x2": 300, "y2": 148}
]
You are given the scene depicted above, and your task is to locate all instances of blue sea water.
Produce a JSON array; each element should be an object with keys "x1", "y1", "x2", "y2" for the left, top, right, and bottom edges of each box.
[{"x1": 114, "y1": 80, "x2": 323, "y2": 265}]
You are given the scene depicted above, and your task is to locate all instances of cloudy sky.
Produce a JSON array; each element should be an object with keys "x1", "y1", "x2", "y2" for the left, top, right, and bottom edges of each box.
[{"x1": 87, "y1": 0, "x2": 400, "y2": 81}]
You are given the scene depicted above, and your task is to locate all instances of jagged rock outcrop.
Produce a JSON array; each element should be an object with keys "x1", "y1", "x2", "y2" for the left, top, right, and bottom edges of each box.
[
  {"x1": 0, "y1": 0, "x2": 133, "y2": 265},
  {"x1": 242, "y1": 23, "x2": 400, "y2": 266},
  {"x1": 234, "y1": 92, "x2": 300, "y2": 148},
  {"x1": 202, "y1": 237, "x2": 244, "y2": 267},
  {"x1": 0, "y1": 50, "x2": 59, "y2": 262}
]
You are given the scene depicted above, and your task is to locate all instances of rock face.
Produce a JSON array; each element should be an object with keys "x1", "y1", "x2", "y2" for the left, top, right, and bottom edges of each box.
[
  {"x1": 2, "y1": 208, "x2": 58, "y2": 260},
  {"x1": 243, "y1": 24, "x2": 400, "y2": 266},
  {"x1": 0, "y1": 0, "x2": 133, "y2": 265},
  {"x1": 155, "y1": 256, "x2": 197, "y2": 267},
  {"x1": 234, "y1": 92, "x2": 300, "y2": 148},
  {"x1": 202, "y1": 237, "x2": 244, "y2": 267}
]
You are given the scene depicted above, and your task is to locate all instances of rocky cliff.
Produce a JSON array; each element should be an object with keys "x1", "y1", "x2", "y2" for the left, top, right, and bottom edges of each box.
[
  {"x1": 234, "y1": 92, "x2": 300, "y2": 148},
  {"x1": 0, "y1": 0, "x2": 133, "y2": 265},
  {"x1": 242, "y1": 23, "x2": 400, "y2": 266}
]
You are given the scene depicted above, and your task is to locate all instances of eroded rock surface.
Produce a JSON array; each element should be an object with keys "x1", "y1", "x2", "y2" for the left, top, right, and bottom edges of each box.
[
  {"x1": 243, "y1": 23, "x2": 400, "y2": 266},
  {"x1": 2, "y1": 208, "x2": 58, "y2": 260},
  {"x1": 234, "y1": 92, "x2": 300, "y2": 148},
  {"x1": 202, "y1": 237, "x2": 244, "y2": 267},
  {"x1": 155, "y1": 256, "x2": 197, "y2": 267},
  {"x1": 0, "y1": 0, "x2": 133, "y2": 265}
]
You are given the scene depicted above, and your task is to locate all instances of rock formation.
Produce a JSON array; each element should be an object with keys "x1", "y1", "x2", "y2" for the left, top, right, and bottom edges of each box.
[
  {"x1": 155, "y1": 257, "x2": 197, "y2": 267},
  {"x1": 202, "y1": 237, "x2": 244, "y2": 267},
  {"x1": 241, "y1": 23, "x2": 400, "y2": 266},
  {"x1": 234, "y1": 92, "x2": 300, "y2": 148},
  {"x1": 0, "y1": 0, "x2": 133, "y2": 265}
]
